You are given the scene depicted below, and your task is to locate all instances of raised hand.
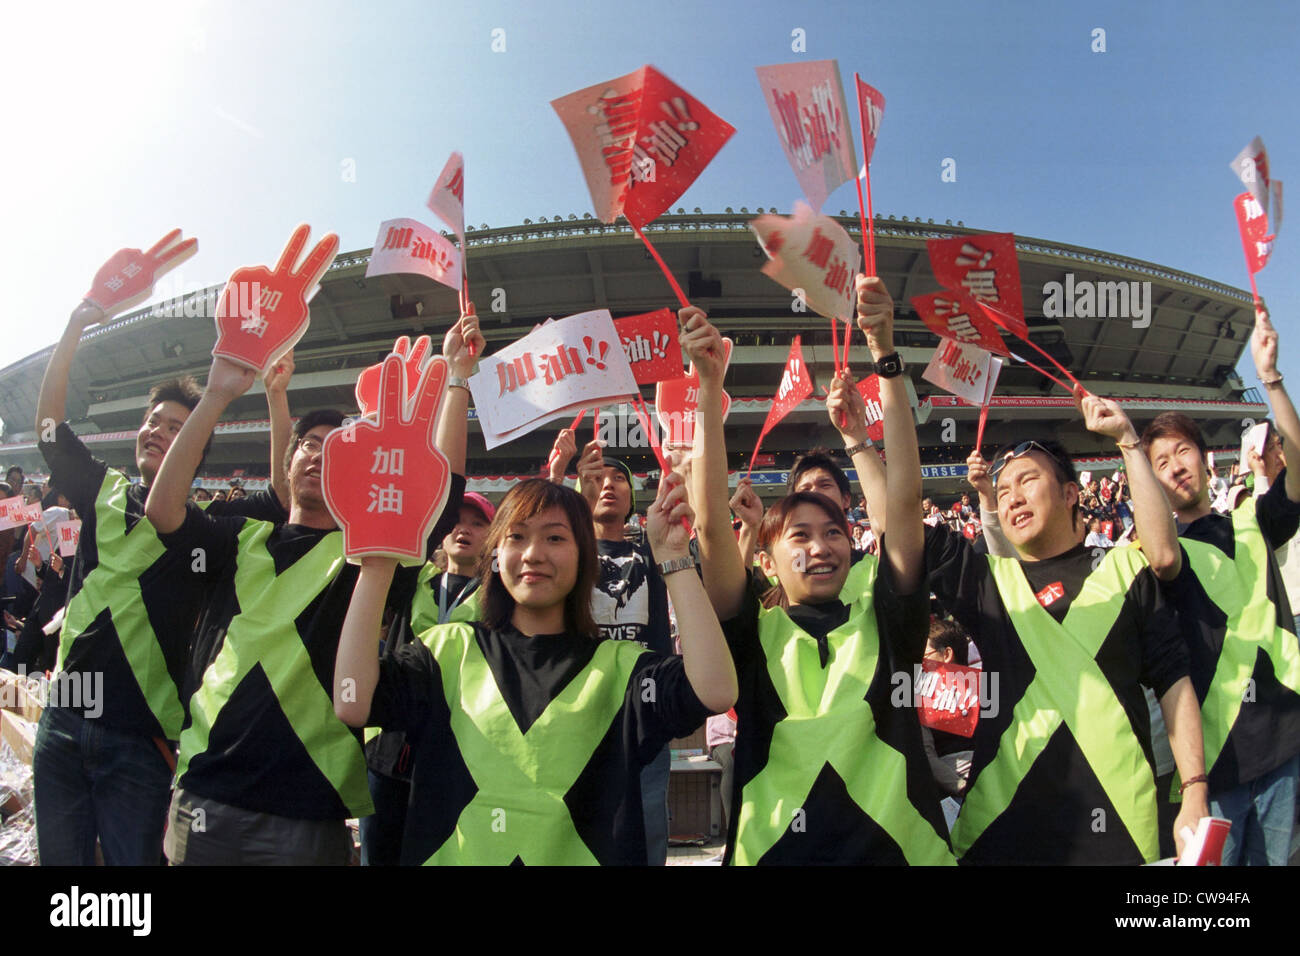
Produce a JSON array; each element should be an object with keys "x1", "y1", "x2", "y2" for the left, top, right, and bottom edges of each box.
[
  {"x1": 677, "y1": 307, "x2": 727, "y2": 384},
  {"x1": 855, "y1": 275, "x2": 895, "y2": 358},
  {"x1": 264, "y1": 349, "x2": 295, "y2": 395},
  {"x1": 356, "y1": 335, "x2": 432, "y2": 417},
  {"x1": 321, "y1": 353, "x2": 451, "y2": 564},
  {"x1": 547, "y1": 428, "x2": 578, "y2": 482},
  {"x1": 444, "y1": 305, "x2": 485, "y2": 378},
  {"x1": 967, "y1": 449, "x2": 994, "y2": 503},
  {"x1": 1252, "y1": 304, "x2": 1280, "y2": 381},
  {"x1": 84, "y1": 228, "x2": 198, "y2": 317},
  {"x1": 213, "y1": 224, "x2": 339, "y2": 376},
  {"x1": 729, "y1": 476, "x2": 763, "y2": 528},
  {"x1": 205, "y1": 354, "x2": 258, "y2": 404},
  {"x1": 827, "y1": 368, "x2": 869, "y2": 442},
  {"x1": 1076, "y1": 387, "x2": 1137, "y2": 443},
  {"x1": 575, "y1": 439, "x2": 605, "y2": 505},
  {"x1": 647, "y1": 471, "x2": 694, "y2": 564}
]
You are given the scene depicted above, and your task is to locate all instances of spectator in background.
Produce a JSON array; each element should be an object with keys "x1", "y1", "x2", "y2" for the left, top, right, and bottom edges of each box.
[
  {"x1": 6, "y1": 467, "x2": 24, "y2": 495},
  {"x1": 1085, "y1": 516, "x2": 1114, "y2": 549},
  {"x1": 193, "y1": 488, "x2": 212, "y2": 502}
]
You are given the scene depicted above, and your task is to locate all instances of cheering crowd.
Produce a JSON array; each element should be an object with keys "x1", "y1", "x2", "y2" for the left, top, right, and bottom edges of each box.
[{"x1": 7, "y1": 264, "x2": 1300, "y2": 867}]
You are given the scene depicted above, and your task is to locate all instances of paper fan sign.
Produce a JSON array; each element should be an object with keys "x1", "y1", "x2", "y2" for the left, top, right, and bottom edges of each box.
[
  {"x1": 655, "y1": 337, "x2": 733, "y2": 449},
  {"x1": 916, "y1": 660, "x2": 981, "y2": 738},
  {"x1": 321, "y1": 355, "x2": 451, "y2": 565},
  {"x1": 84, "y1": 229, "x2": 198, "y2": 318},
  {"x1": 365, "y1": 218, "x2": 461, "y2": 291},
  {"x1": 755, "y1": 60, "x2": 857, "y2": 215},
  {"x1": 614, "y1": 308, "x2": 685, "y2": 385},
  {"x1": 56, "y1": 519, "x2": 82, "y2": 558},
  {"x1": 469, "y1": 309, "x2": 639, "y2": 449},
  {"x1": 212, "y1": 224, "x2": 339, "y2": 376},
  {"x1": 751, "y1": 202, "x2": 859, "y2": 322},
  {"x1": 356, "y1": 335, "x2": 434, "y2": 417}
]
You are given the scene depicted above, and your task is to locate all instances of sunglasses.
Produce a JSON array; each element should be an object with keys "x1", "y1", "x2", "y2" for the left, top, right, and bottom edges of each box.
[{"x1": 989, "y1": 441, "x2": 1057, "y2": 486}]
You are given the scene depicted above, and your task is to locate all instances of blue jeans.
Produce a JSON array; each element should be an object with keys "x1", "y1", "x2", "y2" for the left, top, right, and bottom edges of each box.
[
  {"x1": 1209, "y1": 754, "x2": 1299, "y2": 866},
  {"x1": 358, "y1": 770, "x2": 410, "y2": 866},
  {"x1": 33, "y1": 706, "x2": 172, "y2": 865},
  {"x1": 642, "y1": 746, "x2": 670, "y2": 866}
]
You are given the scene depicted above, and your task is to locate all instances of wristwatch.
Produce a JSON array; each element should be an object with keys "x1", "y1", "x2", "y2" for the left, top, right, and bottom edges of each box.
[
  {"x1": 657, "y1": 555, "x2": 697, "y2": 577},
  {"x1": 448, "y1": 375, "x2": 471, "y2": 391},
  {"x1": 872, "y1": 352, "x2": 905, "y2": 379},
  {"x1": 844, "y1": 440, "x2": 873, "y2": 457}
]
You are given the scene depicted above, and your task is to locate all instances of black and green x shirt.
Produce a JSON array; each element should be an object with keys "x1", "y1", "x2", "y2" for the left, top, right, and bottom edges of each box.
[
  {"x1": 1166, "y1": 476, "x2": 1300, "y2": 792},
  {"x1": 39, "y1": 422, "x2": 283, "y2": 741},
  {"x1": 368, "y1": 622, "x2": 710, "y2": 864},
  {"x1": 926, "y1": 526, "x2": 1188, "y2": 865}
]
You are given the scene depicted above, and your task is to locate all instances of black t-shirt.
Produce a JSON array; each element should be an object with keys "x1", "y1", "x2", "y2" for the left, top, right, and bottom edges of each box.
[
  {"x1": 925, "y1": 525, "x2": 1188, "y2": 864},
  {"x1": 591, "y1": 538, "x2": 671, "y2": 655},
  {"x1": 368, "y1": 622, "x2": 710, "y2": 864},
  {"x1": 1166, "y1": 475, "x2": 1300, "y2": 789},
  {"x1": 39, "y1": 422, "x2": 283, "y2": 738},
  {"x1": 161, "y1": 475, "x2": 464, "y2": 819},
  {"x1": 721, "y1": 548, "x2": 947, "y2": 865}
]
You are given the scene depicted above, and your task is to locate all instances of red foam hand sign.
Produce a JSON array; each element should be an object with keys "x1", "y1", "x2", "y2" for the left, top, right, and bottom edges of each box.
[
  {"x1": 213, "y1": 224, "x2": 339, "y2": 376},
  {"x1": 855, "y1": 374, "x2": 885, "y2": 443},
  {"x1": 1236, "y1": 192, "x2": 1275, "y2": 274},
  {"x1": 355, "y1": 335, "x2": 433, "y2": 417},
  {"x1": 916, "y1": 660, "x2": 980, "y2": 738},
  {"x1": 759, "y1": 336, "x2": 813, "y2": 437},
  {"x1": 84, "y1": 229, "x2": 198, "y2": 317},
  {"x1": 656, "y1": 337, "x2": 732, "y2": 447},
  {"x1": 551, "y1": 65, "x2": 735, "y2": 228},
  {"x1": 322, "y1": 355, "x2": 451, "y2": 565},
  {"x1": 614, "y1": 309, "x2": 684, "y2": 384},
  {"x1": 912, "y1": 290, "x2": 1008, "y2": 356},
  {"x1": 927, "y1": 233, "x2": 1026, "y2": 340}
]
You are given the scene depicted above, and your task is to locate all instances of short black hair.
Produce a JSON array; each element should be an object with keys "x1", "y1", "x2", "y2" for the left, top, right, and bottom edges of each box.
[
  {"x1": 787, "y1": 447, "x2": 851, "y2": 503},
  {"x1": 286, "y1": 409, "x2": 347, "y2": 470},
  {"x1": 145, "y1": 377, "x2": 203, "y2": 417},
  {"x1": 927, "y1": 617, "x2": 969, "y2": 666},
  {"x1": 1140, "y1": 411, "x2": 1208, "y2": 460}
]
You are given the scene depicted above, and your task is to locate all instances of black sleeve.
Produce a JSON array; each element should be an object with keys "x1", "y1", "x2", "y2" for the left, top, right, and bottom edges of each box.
[
  {"x1": 38, "y1": 423, "x2": 107, "y2": 515},
  {"x1": 423, "y1": 474, "x2": 467, "y2": 563},
  {"x1": 1256, "y1": 469, "x2": 1300, "y2": 549},
  {"x1": 923, "y1": 522, "x2": 985, "y2": 634},
  {"x1": 156, "y1": 504, "x2": 241, "y2": 582},
  {"x1": 368, "y1": 637, "x2": 440, "y2": 732},
  {"x1": 873, "y1": 537, "x2": 931, "y2": 664},
  {"x1": 628, "y1": 651, "x2": 712, "y2": 764},
  {"x1": 1133, "y1": 567, "x2": 1189, "y2": 698},
  {"x1": 719, "y1": 581, "x2": 764, "y2": 677},
  {"x1": 208, "y1": 488, "x2": 287, "y2": 523},
  {"x1": 922, "y1": 726, "x2": 964, "y2": 799}
]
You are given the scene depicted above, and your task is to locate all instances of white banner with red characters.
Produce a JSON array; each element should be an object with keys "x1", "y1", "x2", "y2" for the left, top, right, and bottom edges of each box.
[
  {"x1": 470, "y1": 310, "x2": 639, "y2": 449},
  {"x1": 365, "y1": 218, "x2": 461, "y2": 291},
  {"x1": 614, "y1": 309, "x2": 685, "y2": 385},
  {"x1": 751, "y1": 202, "x2": 859, "y2": 321},
  {"x1": 427, "y1": 151, "x2": 466, "y2": 251},
  {"x1": 1235, "y1": 192, "x2": 1276, "y2": 274},
  {"x1": 551, "y1": 65, "x2": 735, "y2": 228},
  {"x1": 855, "y1": 77, "x2": 886, "y2": 176},
  {"x1": 911, "y1": 290, "x2": 1009, "y2": 356},
  {"x1": 915, "y1": 661, "x2": 980, "y2": 738},
  {"x1": 923, "y1": 337, "x2": 999, "y2": 407},
  {"x1": 754, "y1": 60, "x2": 857, "y2": 214},
  {"x1": 85, "y1": 229, "x2": 199, "y2": 317},
  {"x1": 322, "y1": 356, "x2": 451, "y2": 565},
  {"x1": 356, "y1": 335, "x2": 433, "y2": 417},
  {"x1": 927, "y1": 233, "x2": 1026, "y2": 340},
  {"x1": 0, "y1": 496, "x2": 37, "y2": 532},
  {"x1": 656, "y1": 337, "x2": 733, "y2": 449},
  {"x1": 56, "y1": 519, "x2": 82, "y2": 557},
  {"x1": 212, "y1": 224, "x2": 339, "y2": 376},
  {"x1": 855, "y1": 374, "x2": 885, "y2": 444}
]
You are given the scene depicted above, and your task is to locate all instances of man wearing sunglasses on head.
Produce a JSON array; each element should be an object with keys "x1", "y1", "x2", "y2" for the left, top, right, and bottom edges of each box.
[{"x1": 924, "y1": 391, "x2": 1208, "y2": 865}]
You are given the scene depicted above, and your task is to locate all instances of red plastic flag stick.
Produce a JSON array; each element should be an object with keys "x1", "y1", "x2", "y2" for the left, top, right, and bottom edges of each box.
[
  {"x1": 631, "y1": 222, "x2": 690, "y2": 309},
  {"x1": 854, "y1": 73, "x2": 879, "y2": 276},
  {"x1": 1009, "y1": 352, "x2": 1072, "y2": 393},
  {"x1": 975, "y1": 402, "x2": 990, "y2": 451},
  {"x1": 983, "y1": 302, "x2": 1081, "y2": 390},
  {"x1": 830, "y1": 314, "x2": 841, "y2": 374}
]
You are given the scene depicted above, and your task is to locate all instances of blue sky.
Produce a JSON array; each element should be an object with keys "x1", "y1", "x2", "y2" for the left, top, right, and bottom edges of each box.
[{"x1": 1, "y1": 0, "x2": 1296, "y2": 400}]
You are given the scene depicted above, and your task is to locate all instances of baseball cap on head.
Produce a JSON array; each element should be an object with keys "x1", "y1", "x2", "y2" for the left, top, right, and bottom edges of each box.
[{"x1": 462, "y1": 491, "x2": 496, "y2": 523}]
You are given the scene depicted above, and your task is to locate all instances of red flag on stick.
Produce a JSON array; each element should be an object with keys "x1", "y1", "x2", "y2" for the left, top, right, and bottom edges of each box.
[
  {"x1": 854, "y1": 76, "x2": 886, "y2": 277},
  {"x1": 926, "y1": 233, "x2": 1026, "y2": 340},
  {"x1": 747, "y1": 337, "x2": 813, "y2": 477}
]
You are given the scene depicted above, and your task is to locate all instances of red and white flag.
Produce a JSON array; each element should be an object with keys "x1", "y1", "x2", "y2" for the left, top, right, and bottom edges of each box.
[
  {"x1": 366, "y1": 218, "x2": 461, "y2": 291},
  {"x1": 751, "y1": 202, "x2": 859, "y2": 321},
  {"x1": 912, "y1": 290, "x2": 1008, "y2": 356},
  {"x1": 922, "y1": 338, "x2": 1000, "y2": 407},
  {"x1": 754, "y1": 336, "x2": 813, "y2": 447},
  {"x1": 915, "y1": 661, "x2": 981, "y2": 739},
  {"x1": 426, "y1": 151, "x2": 466, "y2": 250},
  {"x1": 1235, "y1": 192, "x2": 1275, "y2": 274},
  {"x1": 755, "y1": 60, "x2": 858, "y2": 213},
  {"x1": 927, "y1": 233, "x2": 1026, "y2": 340},
  {"x1": 855, "y1": 374, "x2": 885, "y2": 443},
  {"x1": 614, "y1": 309, "x2": 685, "y2": 385},
  {"x1": 855, "y1": 77, "x2": 886, "y2": 177},
  {"x1": 551, "y1": 65, "x2": 735, "y2": 228}
]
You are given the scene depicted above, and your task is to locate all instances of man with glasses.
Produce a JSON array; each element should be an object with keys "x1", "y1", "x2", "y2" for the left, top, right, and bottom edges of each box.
[
  {"x1": 1140, "y1": 305, "x2": 1300, "y2": 865},
  {"x1": 923, "y1": 394, "x2": 1209, "y2": 864}
]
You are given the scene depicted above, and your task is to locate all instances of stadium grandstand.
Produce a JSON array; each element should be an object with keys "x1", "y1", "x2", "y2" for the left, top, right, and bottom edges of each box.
[{"x1": 0, "y1": 210, "x2": 1265, "y2": 502}]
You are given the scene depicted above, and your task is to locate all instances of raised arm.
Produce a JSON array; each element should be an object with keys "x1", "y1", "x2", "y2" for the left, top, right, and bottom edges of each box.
[
  {"x1": 678, "y1": 307, "x2": 747, "y2": 621},
  {"x1": 1252, "y1": 305, "x2": 1300, "y2": 503},
  {"x1": 647, "y1": 472, "x2": 737, "y2": 713},
  {"x1": 729, "y1": 477, "x2": 763, "y2": 568},
  {"x1": 435, "y1": 308, "x2": 484, "y2": 476},
  {"x1": 1078, "y1": 390, "x2": 1180, "y2": 580},
  {"x1": 826, "y1": 367, "x2": 888, "y2": 533},
  {"x1": 968, "y1": 450, "x2": 1014, "y2": 558},
  {"x1": 36, "y1": 303, "x2": 105, "y2": 434},
  {"x1": 546, "y1": 428, "x2": 578, "y2": 484},
  {"x1": 263, "y1": 351, "x2": 294, "y2": 509},
  {"x1": 334, "y1": 556, "x2": 395, "y2": 726},
  {"x1": 145, "y1": 356, "x2": 255, "y2": 534},
  {"x1": 857, "y1": 276, "x2": 923, "y2": 594}
]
